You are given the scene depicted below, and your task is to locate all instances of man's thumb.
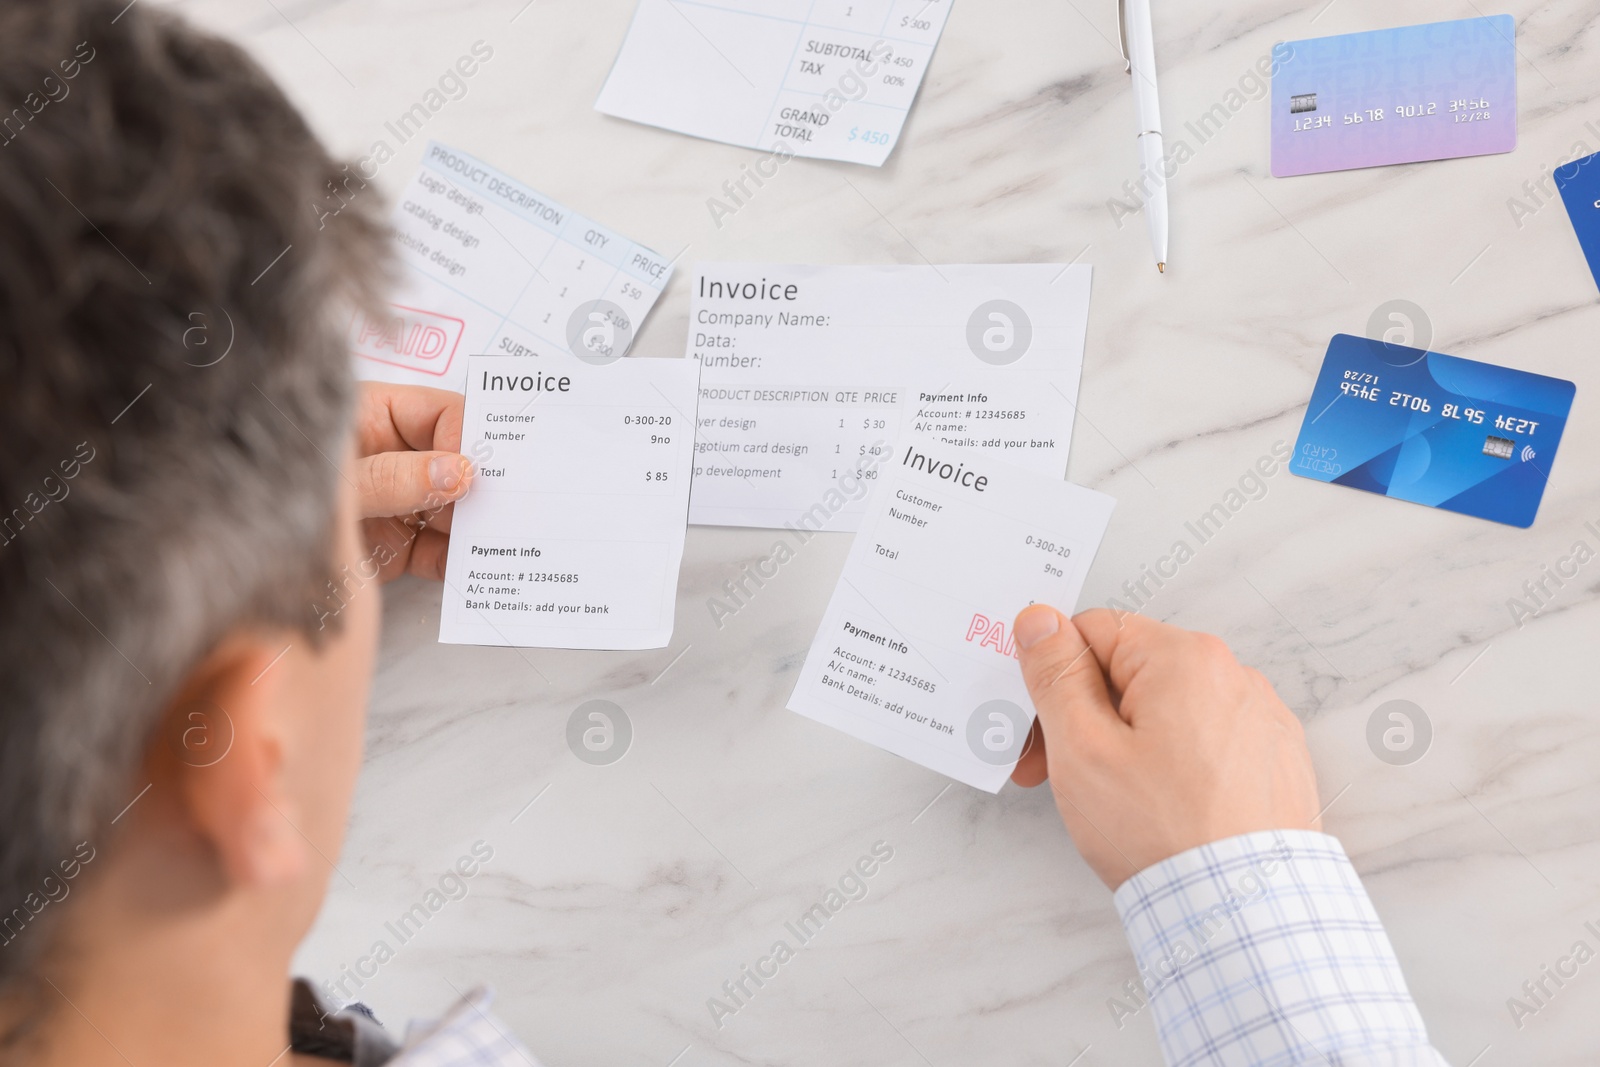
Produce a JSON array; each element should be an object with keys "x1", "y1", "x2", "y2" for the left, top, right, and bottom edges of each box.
[
  {"x1": 1013, "y1": 605, "x2": 1123, "y2": 743},
  {"x1": 355, "y1": 451, "x2": 471, "y2": 519}
]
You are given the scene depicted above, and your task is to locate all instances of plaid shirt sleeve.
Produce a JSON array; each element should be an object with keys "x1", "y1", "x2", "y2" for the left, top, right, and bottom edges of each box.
[
  {"x1": 1112, "y1": 830, "x2": 1451, "y2": 1067},
  {"x1": 387, "y1": 986, "x2": 545, "y2": 1067}
]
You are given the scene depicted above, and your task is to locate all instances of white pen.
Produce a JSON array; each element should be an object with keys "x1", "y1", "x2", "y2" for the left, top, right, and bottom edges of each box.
[{"x1": 1118, "y1": 0, "x2": 1168, "y2": 273}]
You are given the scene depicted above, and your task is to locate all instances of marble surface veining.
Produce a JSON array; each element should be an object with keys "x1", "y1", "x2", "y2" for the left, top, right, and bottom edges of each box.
[{"x1": 160, "y1": 0, "x2": 1600, "y2": 1063}]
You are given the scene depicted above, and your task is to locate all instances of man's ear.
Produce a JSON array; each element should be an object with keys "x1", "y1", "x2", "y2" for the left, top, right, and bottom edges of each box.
[{"x1": 152, "y1": 633, "x2": 309, "y2": 889}]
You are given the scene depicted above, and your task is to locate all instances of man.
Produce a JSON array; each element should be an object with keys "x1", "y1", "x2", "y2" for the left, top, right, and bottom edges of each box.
[
  {"x1": 0, "y1": 3, "x2": 493, "y2": 1063},
  {"x1": 0, "y1": 1, "x2": 1447, "y2": 1064}
]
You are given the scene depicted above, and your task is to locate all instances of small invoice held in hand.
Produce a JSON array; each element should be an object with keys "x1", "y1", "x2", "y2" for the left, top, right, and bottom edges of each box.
[
  {"x1": 439, "y1": 354, "x2": 700, "y2": 650},
  {"x1": 788, "y1": 437, "x2": 1115, "y2": 792}
]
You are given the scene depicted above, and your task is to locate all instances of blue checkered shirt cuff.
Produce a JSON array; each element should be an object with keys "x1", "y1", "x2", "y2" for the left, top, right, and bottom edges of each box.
[
  {"x1": 389, "y1": 986, "x2": 544, "y2": 1067},
  {"x1": 1112, "y1": 830, "x2": 1450, "y2": 1067}
]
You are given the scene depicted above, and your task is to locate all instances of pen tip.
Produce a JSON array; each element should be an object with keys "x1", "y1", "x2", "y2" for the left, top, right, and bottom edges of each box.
[{"x1": 1157, "y1": 262, "x2": 1166, "y2": 274}]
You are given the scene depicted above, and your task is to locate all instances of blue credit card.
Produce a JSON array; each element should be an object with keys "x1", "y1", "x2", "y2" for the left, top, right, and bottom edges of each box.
[
  {"x1": 1556, "y1": 150, "x2": 1600, "y2": 293},
  {"x1": 1291, "y1": 335, "x2": 1575, "y2": 527},
  {"x1": 1271, "y1": 16, "x2": 1517, "y2": 177}
]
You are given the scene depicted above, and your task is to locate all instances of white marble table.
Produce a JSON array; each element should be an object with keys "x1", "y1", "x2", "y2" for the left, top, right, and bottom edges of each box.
[{"x1": 176, "y1": 0, "x2": 1600, "y2": 1062}]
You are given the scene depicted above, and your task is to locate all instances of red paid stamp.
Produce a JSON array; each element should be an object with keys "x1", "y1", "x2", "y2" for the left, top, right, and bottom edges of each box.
[{"x1": 350, "y1": 303, "x2": 465, "y2": 377}]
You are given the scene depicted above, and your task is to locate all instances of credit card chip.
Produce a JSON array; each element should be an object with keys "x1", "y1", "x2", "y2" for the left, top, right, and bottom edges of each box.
[
  {"x1": 1290, "y1": 93, "x2": 1318, "y2": 114},
  {"x1": 1483, "y1": 435, "x2": 1515, "y2": 459}
]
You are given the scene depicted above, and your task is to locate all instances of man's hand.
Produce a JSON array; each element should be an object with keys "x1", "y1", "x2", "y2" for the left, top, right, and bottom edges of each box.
[
  {"x1": 1009, "y1": 606, "x2": 1322, "y2": 889},
  {"x1": 352, "y1": 382, "x2": 472, "y2": 582}
]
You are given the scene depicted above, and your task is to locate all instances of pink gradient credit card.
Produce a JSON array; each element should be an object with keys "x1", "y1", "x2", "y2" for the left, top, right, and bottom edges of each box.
[{"x1": 1271, "y1": 16, "x2": 1517, "y2": 178}]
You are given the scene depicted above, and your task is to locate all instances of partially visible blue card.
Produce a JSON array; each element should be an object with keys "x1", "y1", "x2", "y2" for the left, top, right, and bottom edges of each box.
[
  {"x1": 1291, "y1": 335, "x2": 1575, "y2": 527},
  {"x1": 1556, "y1": 150, "x2": 1600, "y2": 293}
]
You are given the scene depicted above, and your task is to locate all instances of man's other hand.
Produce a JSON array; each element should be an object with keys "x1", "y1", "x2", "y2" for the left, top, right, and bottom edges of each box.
[{"x1": 1009, "y1": 607, "x2": 1322, "y2": 889}]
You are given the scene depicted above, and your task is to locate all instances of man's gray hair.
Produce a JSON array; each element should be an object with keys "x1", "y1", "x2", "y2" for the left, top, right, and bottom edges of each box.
[{"x1": 0, "y1": 0, "x2": 392, "y2": 994}]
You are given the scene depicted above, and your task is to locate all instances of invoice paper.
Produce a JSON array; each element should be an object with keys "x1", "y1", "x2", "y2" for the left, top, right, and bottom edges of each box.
[
  {"x1": 788, "y1": 437, "x2": 1115, "y2": 792},
  {"x1": 595, "y1": 0, "x2": 954, "y2": 166},
  {"x1": 439, "y1": 354, "x2": 700, "y2": 650},
  {"x1": 354, "y1": 141, "x2": 673, "y2": 393},
  {"x1": 688, "y1": 263, "x2": 1092, "y2": 531}
]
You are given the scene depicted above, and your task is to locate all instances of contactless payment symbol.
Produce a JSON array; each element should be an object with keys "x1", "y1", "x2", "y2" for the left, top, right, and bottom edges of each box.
[{"x1": 966, "y1": 300, "x2": 1032, "y2": 365}]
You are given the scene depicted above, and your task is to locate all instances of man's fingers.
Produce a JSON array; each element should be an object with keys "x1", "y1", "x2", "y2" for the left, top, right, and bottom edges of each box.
[
  {"x1": 1073, "y1": 608, "x2": 1174, "y2": 699},
  {"x1": 357, "y1": 381, "x2": 466, "y2": 455},
  {"x1": 1014, "y1": 605, "x2": 1126, "y2": 749},
  {"x1": 420, "y1": 499, "x2": 454, "y2": 535},
  {"x1": 355, "y1": 450, "x2": 471, "y2": 519},
  {"x1": 1010, "y1": 718, "x2": 1048, "y2": 787},
  {"x1": 406, "y1": 527, "x2": 451, "y2": 582},
  {"x1": 360, "y1": 518, "x2": 452, "y2": 584}
]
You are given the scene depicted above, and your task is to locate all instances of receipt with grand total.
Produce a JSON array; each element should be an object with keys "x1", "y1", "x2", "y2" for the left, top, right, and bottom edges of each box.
[
  {"x1": 594, "y1": 0, "x2": 954, "y2": 166},
  {"x1": 439, "y1": 353, "x2": 699, "y2": 650},
  {"x1": 788, "y1": 437, "x2": 1115, "y2": 792},
  {"x1": 687, "y1": 263, "x2": 1092, "y2": 531}
]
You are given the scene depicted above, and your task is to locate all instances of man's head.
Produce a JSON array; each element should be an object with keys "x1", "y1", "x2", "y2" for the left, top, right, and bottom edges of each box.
[{"x1": 0, "y1": 0, "x2": 392, "y2": 1049}]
